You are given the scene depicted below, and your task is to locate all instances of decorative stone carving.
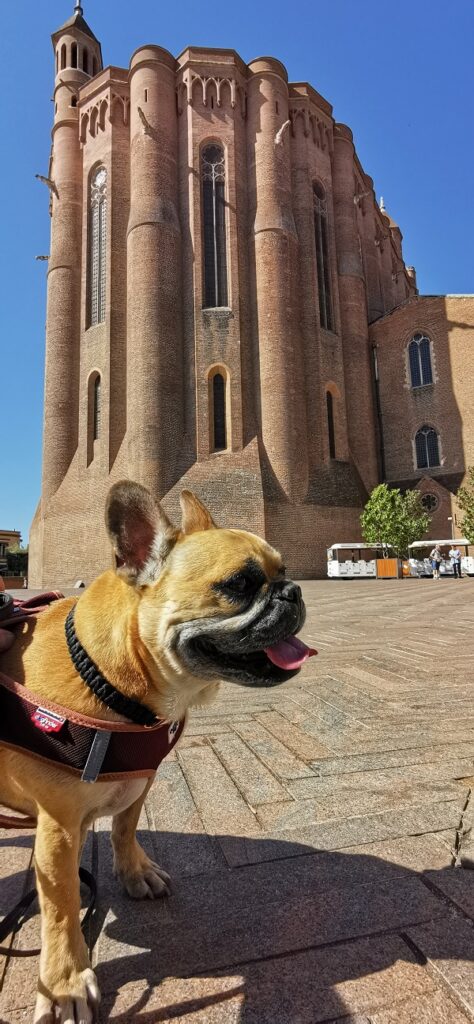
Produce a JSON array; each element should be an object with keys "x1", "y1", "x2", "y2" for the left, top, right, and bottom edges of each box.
[{"x1": 177, "y1": 69, "x2": 245, "y2": 115}]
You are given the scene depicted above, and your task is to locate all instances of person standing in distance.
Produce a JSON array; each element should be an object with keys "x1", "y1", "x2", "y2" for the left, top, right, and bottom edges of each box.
[
  {"x1": 430, "y1": 544, "x2": 442, "y2": 580},
  {"x1": 449, "y1": 544, "x2": 462, "y2": 579}
]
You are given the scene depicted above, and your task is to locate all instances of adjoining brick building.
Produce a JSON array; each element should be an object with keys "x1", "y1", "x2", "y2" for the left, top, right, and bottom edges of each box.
[{"x1": 29, "y1": 4, "x2": 474, "y2": 585}]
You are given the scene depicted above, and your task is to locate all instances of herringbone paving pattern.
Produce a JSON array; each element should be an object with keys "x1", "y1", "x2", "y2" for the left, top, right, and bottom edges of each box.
[{"x1": 1, "y1": 579, "x2": 473, "y2": 1022}]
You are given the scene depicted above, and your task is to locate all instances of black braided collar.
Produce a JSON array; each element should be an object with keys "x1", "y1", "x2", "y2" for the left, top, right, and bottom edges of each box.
[{"x1": 65, "y1": 607, "x2": 158, "y2": 727}]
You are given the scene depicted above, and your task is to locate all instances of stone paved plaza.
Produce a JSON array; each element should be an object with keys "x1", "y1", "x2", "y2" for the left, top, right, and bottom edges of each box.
[{"x1": 1, "y1": 578, "x2": 474, "y2": 1022}]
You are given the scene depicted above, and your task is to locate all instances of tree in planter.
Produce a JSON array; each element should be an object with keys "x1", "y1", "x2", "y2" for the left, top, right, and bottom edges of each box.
[
  {"x1": 361, "y1": 484, "x2": 431, "y2": 559},
  {"x1": 457, "y1": 467, "x2": 474, "y2": 544}
]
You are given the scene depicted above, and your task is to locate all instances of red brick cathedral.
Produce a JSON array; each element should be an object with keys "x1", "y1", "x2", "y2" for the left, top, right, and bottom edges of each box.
[{"x1": 29, "y1": 3, "x2": 474, "y2": 584}]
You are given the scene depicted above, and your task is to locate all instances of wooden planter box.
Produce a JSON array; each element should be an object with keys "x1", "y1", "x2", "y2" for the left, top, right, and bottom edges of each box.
[{"x1": 376, "y1": 558, "x2": 400, "y2": 579}]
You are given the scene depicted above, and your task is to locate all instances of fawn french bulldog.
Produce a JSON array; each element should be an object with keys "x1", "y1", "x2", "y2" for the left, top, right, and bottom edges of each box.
[{"x1": 0, "y1": 481, "x2": 315, "y2": 1023}]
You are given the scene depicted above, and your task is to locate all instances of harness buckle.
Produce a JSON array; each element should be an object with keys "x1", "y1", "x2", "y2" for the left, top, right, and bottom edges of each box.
[{"x1": 81, "y1": 729, "x2": 112, "y2": 783}]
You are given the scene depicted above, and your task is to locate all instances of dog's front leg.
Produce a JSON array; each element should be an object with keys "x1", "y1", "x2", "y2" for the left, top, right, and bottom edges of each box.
[
  {"x1": 111, "y1": 778, "x2": 171, "y2": 899},
  {"x1": 33, "y1": 810, "x2": 100, "y2": 1024}
]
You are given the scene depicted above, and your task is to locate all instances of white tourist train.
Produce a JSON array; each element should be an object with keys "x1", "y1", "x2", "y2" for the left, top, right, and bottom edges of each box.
[
  {"x1": 327, "y1": 544, "x2": 393, "y2": 579},
  {"x1": 407, "y1": 539, "x2": 474, "y2": 577},
  {"x1": 327, "y1": 540, "x2": 474, "y2": 578}
]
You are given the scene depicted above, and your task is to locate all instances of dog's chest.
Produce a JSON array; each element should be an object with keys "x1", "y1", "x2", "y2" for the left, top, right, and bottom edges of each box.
[{"x1": 88, "y1": 777, "x2": 150, "y2": 818}]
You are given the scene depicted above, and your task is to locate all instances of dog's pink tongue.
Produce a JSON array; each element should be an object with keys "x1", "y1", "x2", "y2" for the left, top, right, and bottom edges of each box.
[{"x1": 264, "y1": 635, "x2": 318, "y2": 670}]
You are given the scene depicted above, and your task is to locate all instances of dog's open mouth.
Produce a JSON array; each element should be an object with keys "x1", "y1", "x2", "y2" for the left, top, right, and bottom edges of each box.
[{"x1": 191, "y1": 633, "x2": 317, "y2": 686}]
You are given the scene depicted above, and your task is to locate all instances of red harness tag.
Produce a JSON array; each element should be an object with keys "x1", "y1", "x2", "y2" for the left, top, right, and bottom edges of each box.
[{"x1": 32, "y1": 707, "x2": 67, "y2": 733}]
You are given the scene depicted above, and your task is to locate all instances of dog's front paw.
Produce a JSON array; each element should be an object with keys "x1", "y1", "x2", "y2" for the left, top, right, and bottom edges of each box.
[
  {"x1": 115, "y1": 845, "x2": 171, "y2": 899},
  {"x1": 34, "y1": 968, "x2": 100, "y2": 1024}
]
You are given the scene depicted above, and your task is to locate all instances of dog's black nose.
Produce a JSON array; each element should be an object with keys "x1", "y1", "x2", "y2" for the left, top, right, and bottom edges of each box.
[{"x1": 275, "y1": 580, "x2": 301, "y2": 604}]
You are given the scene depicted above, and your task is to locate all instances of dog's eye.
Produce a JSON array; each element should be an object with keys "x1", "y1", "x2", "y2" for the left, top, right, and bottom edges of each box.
[
  {"x1": 213, "y1": 560, "x2": 267, "y2": 604},
  {"x1": 225, "y1": 573, "x2": 254, "y2": 594}
]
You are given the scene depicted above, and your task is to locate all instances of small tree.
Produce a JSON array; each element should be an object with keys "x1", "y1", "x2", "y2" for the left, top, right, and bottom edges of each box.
[
  {"x1": 361, "y1": 484, "x2": 431, "y2": 559},
  {"x1": 457, "y1": 467, "x2": 474, "y2": 544},
  {"x1": 6, "y1": 544, "x2": 28, "y2": 577}
]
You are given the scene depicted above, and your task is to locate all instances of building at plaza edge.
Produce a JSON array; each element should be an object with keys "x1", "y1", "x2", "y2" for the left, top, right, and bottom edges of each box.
[{"x1": 29, "y1": 3, "x2": 474, "y2": 585}]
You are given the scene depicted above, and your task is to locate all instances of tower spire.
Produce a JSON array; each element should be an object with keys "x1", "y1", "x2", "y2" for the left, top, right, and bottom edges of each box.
[{"x1": 74, "y1": 1, "x2": 83, "y2": 13}]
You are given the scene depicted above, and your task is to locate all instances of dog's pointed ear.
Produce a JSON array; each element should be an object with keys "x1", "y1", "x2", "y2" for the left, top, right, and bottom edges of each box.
[
  {"x1": 105, "y1": 481, "x2": 178, "y2": 582},
  {"x1": 179, "y1": 490, "x2": 217, "y2": 535}
]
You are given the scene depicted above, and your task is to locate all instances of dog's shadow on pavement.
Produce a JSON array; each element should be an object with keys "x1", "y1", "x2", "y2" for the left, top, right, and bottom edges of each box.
[{"x1": 84, "y1": 829, "x2": 473, "y2": 1023}]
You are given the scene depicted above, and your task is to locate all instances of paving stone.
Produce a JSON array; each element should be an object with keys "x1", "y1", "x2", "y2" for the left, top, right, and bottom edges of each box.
[
  {"x1": 288, "y1": 762, "x2": 473, "y2": 799},
  {"x1": 176, "y1": 744, "x2": 260, "y2": 865},
  {"x1": 0, "y1": 830, "x2": 34, "y2": 920},
  {"x1": 231, "y1": 720, "x2": 316, "y2": 780},
  {"x1": 185, "y1": 722, "x2": 232, "y2": 735},
  {"x1": 146, "y1": 761, "x2": 219, "y2": 878},
  {"x1": 284, "y1": 688, "x2": 365, "y2": 728},
  {"x1": 338, "y1": 834, "x2": 453, "y2": 872},
  {"x1": 229, "y1": 800, "x2": 465, "y2": 866},
  {"x1": 302, "y1": 724, "x2": 474, "y2": 756},
  {"x1": 369, "y1": 988, "x2": 471, "y2": 1023},
  {"x1": 311, "y1": 743, "x2": 474, "y2": 777},
  {"x1": 406, "y1": 916, "x2": 474, "y2": 1017},
  {"x1": 423, "y1": 867, "x2": 474, "y2": 919},
  {"x1": 96, "y1": 883, "x2": 443, "y2": 998},
  {"x1": 210, "y1": 733, "x2": 289, "y2": 807},
  {"x1": 103, "y1": 974, "x2": 244, "y2": 1023},
  {"x1": 257, "y1": 781, "x2": 466, "y2": 831},
  {"x1": 0, "y1": 914, "x2": 41, "y2": 1012},
  {"x1": 102, "y1": 934, "x2": 437, "y2": 1023},
  {"x1": 254, "y1": 709, "x2": 333, "y2": 760}
]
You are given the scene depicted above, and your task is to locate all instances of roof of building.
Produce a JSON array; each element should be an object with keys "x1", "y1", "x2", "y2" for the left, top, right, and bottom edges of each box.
[{"x1": 52, "y1": 7, "x2": 99, "y2": 44}]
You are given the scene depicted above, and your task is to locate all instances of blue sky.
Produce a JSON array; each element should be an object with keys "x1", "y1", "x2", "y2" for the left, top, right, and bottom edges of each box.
[{"x1": 1, "y1": 0, "x2": 473, "y2": 544}]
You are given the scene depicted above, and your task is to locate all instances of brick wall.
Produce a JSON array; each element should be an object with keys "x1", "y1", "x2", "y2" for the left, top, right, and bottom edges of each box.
[{"x1": 31, "y1": 19, "x2": 459, "y2": 586}]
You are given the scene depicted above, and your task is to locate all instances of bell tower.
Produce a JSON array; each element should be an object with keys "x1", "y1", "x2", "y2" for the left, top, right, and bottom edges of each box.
[
  {"x1": 42, "y1": 4, "x2": 103, "y2": 505},
  {"x1": 52, "y1": 2, "x2": 103, "y2": 86}
]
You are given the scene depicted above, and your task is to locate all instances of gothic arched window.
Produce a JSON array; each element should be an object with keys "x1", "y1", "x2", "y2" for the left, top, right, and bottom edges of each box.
[
  {"x1": 212, "y1": 373, "x2": 227, "y2": 450},
  {"x1": 409, "y1": 333, "x2": 433, "y2": 388},
  {"x1": 202, "y1": 144, "x2": 228, "y2": 308},
  {"x1": 415, "y1": 425, "x2": 440, "y2": 469},
  {"x1": 88, "y1": 167, "x2": 107, "y2": 327},
  {"x1": 313, "y1": 182, "x2": 333, "y2": 331},
  {"x1": 326, "y1": 391, "x2": 336, "y2": 458}
]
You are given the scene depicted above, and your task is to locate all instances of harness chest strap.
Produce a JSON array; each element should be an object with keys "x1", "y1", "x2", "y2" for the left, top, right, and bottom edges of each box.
[{"x1": 0, "y1": 672, "x2": 184, "y2": 782}]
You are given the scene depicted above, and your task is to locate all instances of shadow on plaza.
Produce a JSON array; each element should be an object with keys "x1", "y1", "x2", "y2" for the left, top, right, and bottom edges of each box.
[{"x1": 0, "y1": 827, "x2": 471, "y2": 1022}]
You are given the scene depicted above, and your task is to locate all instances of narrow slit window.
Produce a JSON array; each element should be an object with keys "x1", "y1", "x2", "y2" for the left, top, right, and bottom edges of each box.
[
  {"x1": 202, "y1": 145, "x2": 228, "y2": 308},
  {"x1": 60, "y1": 44, "x2": 66, "y2": 70},
  {"x1": 326, "y1": 391, "x2": 336, "y2": 458},
  {"x1": 88, "y1": 167, "x2": 107, "y2": 327},
  {"x1": 313, "y1": 182, "x2": 333, "y2": 331},
  {"x1": 93, "y1": 376, "x2": 101, "y2": 440},
  {"x1": 83, "y1": 48, "x2": 89, "y2": 74},
  {"x1": 71, "y1": 42, "x2": 77, "y2": 68},
  {"x1": 213, "y1": 374, "x2": 227, "y2": 451}
]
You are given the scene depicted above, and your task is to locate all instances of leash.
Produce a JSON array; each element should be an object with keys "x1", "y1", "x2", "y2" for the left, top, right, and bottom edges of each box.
[{"x1": 0, "y1": 866, "x2": 96, "y2": 957}]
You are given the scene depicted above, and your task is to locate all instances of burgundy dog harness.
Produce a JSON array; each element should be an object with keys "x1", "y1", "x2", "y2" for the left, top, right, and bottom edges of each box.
[
  {"x1": 0, "y1": 591, "x2": 184, "y2": 957},
  {"x1": 0, "y1": 593, "x2": 184, "y2": 785}
]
